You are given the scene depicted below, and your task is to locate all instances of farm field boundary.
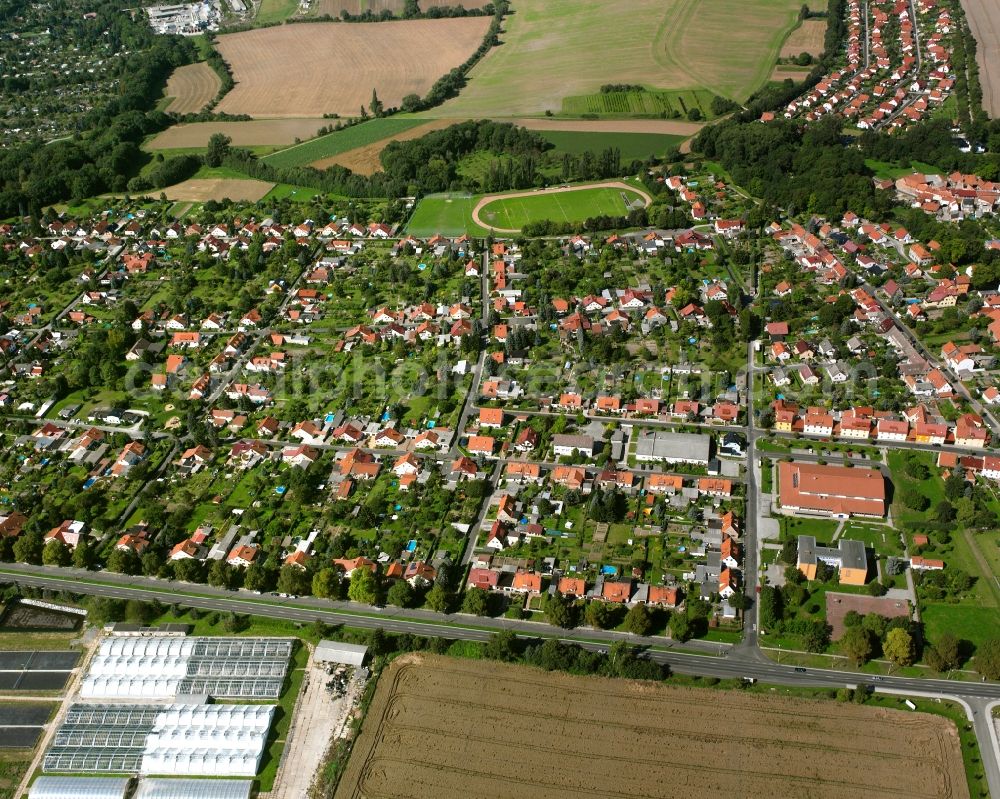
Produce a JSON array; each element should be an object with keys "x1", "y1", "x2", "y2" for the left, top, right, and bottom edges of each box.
[
  {"x1": 214, "y1": 20, "x2": 491, "y2": 118},
  {"x1": 146, "y1": 119, "x2": 330, "y2": 149},
  {"x1": 334, "y1": 654, "x2": 969, "y2": 799},
  {"x1": 262, "y1": 117, "x2": 430, "y2": 169},
  {"x1": 163, "y1": 62, "x2": 221, "y2": 115},
  {"x1": 310, "y1": 119, "x2": 455, "y2": 173}
]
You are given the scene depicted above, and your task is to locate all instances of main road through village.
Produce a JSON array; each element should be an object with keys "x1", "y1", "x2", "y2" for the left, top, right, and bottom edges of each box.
[{"x1": 4, "y1": 560, "x2": 1000, "y2": 796}]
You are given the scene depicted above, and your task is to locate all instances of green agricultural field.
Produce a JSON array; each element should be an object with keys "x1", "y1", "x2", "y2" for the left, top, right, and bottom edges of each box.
[
  {"x1": 540, "y1": 130, "x2": 687, "y2": 160},
  {"x1": 561, "y1": 89, "x2": 718, "y2": 120},
  {"x1": 433, "y1": 0, "x2": 803, "y2": 117},
  {"x1": 405, "y1": 193, "x2": 490, "y2": 237},
  {"x1": 477, "y1": 185, "x2": 646, "y2": 231},
  {"x1": 263, "y1": 117, "x2": 429, "y2": 168},
  {"x1": 256, "y1": 0, "x2": 300, "y2": 24}
]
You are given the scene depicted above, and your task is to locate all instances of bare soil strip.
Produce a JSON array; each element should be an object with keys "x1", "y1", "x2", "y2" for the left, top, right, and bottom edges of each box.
[
  {"x1": 311, "y1": 119, "x2": 455, "y2": 174},
  {"x1": 161, "y1": 178, "x2": 275, "y2": 202},
  {"x1": 147, "y1": 119, "x2": 330, "y2": 149},
  {"x1": 959, "y1": 0, "x2": 1000, "y2": 116},
  {"x1": 335, "y1": 655, "x2": 967, "y2": 799},
  {"x1": 309, "y1": 0, "x2": 491, "y2": 14},
  {"x1": 214, "y1": 20, "x2": 491, "y2": 118},
  {"x1": 470, "y1": 181, "x2": 654, "y2": 233},
  {"x1": 163, "y1": 63, "x2": 222, "y2": 115}
]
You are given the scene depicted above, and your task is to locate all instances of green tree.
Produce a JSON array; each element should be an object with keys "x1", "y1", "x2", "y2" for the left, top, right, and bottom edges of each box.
[
  {"x1": 883, "y1": 628, "x2": 915, "y2": 668},
  {"x1": 312, "y1": 567, "x2": 340, "y2": 599},
  {"x1": 13, "y1": 531, "x2": 43, "y2": 565},
  {"x1": 623, "y1": 603, "x2": 653, "y2": 636},
  {"x1": 924, "y1": 632, "x2": 961, "y2": 673},
  {"x1": 348, "y1": 567, "x2": 379, "y2": 605},
  {"x1": 386, "y1": 580, "x2": 416, "y2": 608},
  {"x1": 461, "y1": 587, "x2": 490, "y2": 616},
  {"x1": 42, "y1": 539, "x2": 70, "y2": 567},
  {"x1": 72, "y1": 537, "x2": 95, "y2": 569},
  {"x1": 544, "y1": 591, "x2": 578, "y2": 629},
  {"x1": 205, "y1": 133, "x2": 231, "y2": 167},
  {"x1": 840, "y1": 626, "x2": 874, "y2": 666},
  {"x1": 669, "y1": 612, "x2": 692, "y2": 642},
  {"x1": 107, "y1": 547, "x2": 141, "y2": 576},
  {"x1": 585, "y1": 600, "x2": 622, "y2": 630},
  {"x1": 245, "y1": 562, "x2": 277, "y2": 593},
  {"x1": 975, "y1": 639, "x2": 1000, "y2": 680},
  {"x1": 208, "y1": 559, "x2": 237, "y2": 589},
  {"x1": 277, "y1": 564, "x2": 311, "y2": 596},
  {"x1": 484, "y1": 630, "x2": 517, "y2": 661},
  {"x1": 424, "y1": 583, "x2": 451, "y2": 613}
]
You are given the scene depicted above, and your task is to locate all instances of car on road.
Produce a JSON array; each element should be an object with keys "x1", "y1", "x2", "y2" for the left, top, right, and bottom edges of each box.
[{"x1": 794, "y1": 667, "x2": 807, "y2": 673}]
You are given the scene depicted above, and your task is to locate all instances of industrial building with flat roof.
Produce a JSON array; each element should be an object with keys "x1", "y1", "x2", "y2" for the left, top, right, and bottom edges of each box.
[
  {"x1": 633, "y1": 431, "x2": 711, "y2": 465},
  {"x1": 314, "y1": 640, "x2": 368, "y2": 667},
  {"x1": 797, "y1": 535, "x2": 868, "y2": 585},
  {"x1": 777, "y1": 461, "x2": 886, "y2": 518}
]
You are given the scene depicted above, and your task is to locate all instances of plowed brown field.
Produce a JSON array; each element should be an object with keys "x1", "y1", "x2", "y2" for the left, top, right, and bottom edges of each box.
[
  {"x1": 214, "y1": 20, "x2": 491, "y2": 118},
  {"x1": 310, "y1": 0, "x2": 490, "y2": 15},
  {"x1": 161, "y1": 178, "x2": 275, "y2": 202},
  {"x1": 147, "y1": 119, "x2": 330, "y2": 149},
  {"x1": 780, "y1": 18, "x2": 827, "y2": 57},
  {"x1": 336, "y1": 655, "x2": 968, "y2": 799},
  {"x1": 163, "y1": 62, "x2": 222, "y2": 114}
]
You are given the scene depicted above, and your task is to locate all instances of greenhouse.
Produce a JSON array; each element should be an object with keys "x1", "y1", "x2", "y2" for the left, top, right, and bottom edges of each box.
[
  {"x1": 28, "y1": 777, "x2": 130, "y2": 799},
  {"x1": 80, "y1": 636, "x2": 293, "y2": 700},
  {"x1": 44, "y1": 704, "x2": 274, "y2": 777},
  {"x1": 133, "y1": 779, "x2": 252, "y2": 799}
]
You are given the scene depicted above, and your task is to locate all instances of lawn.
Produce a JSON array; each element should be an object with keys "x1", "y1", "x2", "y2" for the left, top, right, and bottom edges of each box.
[
  {"x1": 405, "y1": 193, "x2": 490, "y2": 237},
  {"x1": 539, "y1": 130, "x2": 687, "y2": 159},
  {"x1": 778, "y1": 515, "x2": 840, "y2": 541},
  {"x1": 921, "y1": 604, "x2": 1000, "y2": 652},
  {"x1": 842, "y1": 522, "x2": 903, "y2": 557},
  {"x1": 433, "y1": 0, "x2": 804, "y2": 116},
  {"x1": 477, "y1": 185, "x2": 647, "y2": 230},
  {"x1": 255, "y1": 0, "x2": 300, "y2": 24},
  {"x1": 263, "y1": 117, "x2": 430, "y2": 168},
  {"x1": 864, "y1": 159, "x2": 943, "y2": 180}
]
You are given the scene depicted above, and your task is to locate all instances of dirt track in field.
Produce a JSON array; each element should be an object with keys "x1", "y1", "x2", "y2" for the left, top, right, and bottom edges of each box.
[
  {"x1": 500, "y1": 117, "x2": 707, "y2": 135},
  {"x1": 214, "y1": 20, "x2": 491, "y2": 118},
  {"x1": 335, "y1": 655, "x2": 968, "y2": 799},
  {"x1": 471, "y1": 181, "x2": 653, "y2": 233},
  {"x1": 161, "y1": 178, "x2": 275, "y2": 202},
  {"x1": 960, "y1": 0, "x2": 1000, "y2": 116},
  {"x1": 147, "y1": 119, "x2": 330, "y2": 149},
  {"x1": 310, "y1": 119, "x2": 454, "y2": 173},
  {"x1": 780, "y1": 18, "x2": 827, "y2": 57},
  {"x1": 163, "y1": 63, "x2": 221, "y2": 115}
]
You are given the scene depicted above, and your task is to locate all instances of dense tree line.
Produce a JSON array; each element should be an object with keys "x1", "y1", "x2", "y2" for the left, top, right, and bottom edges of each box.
[{"x1": 693, "y1": 116, "x2": 896, "y2": 219}]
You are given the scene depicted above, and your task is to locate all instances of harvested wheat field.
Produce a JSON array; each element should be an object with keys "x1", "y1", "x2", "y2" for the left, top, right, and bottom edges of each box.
[
  {"x1": 336, "y1": 655, "x2": 967, "y2": 799},
  {"x1": 147, "y1": 119, "x2": 330, "y2": 149},
  {"x1": 311, "y1": 119, "x2": 453, "y2": 173},
  {"x1": 162, "y1": 178, "x2": 275, "y2": 202},
  {"x1": 214, "y1": 20, "x2": 491, "y2": 118},
  {"x1": 163, "y1": 62, "x2": 222, "y2": 114},
  {"x1": 780, "y1": 18, "x2": 827, "y2": 57},
  {"x1": 770, "y1": 66, "x2": 813, "y2": 82},
  {"x1": 960, "y1": 0, "x2": 1000, "y2": 116},
  {"x1": 310, "y1": 0, "x2": 490, "y2": 15}
]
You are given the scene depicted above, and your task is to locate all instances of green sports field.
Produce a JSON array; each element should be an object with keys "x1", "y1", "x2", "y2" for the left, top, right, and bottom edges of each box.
[
  {"x1": 263, "y1": 117, "x2": 429, "y2": 169},
  {"x1": 478, "y1": 185, "x2": 647, "y2": 231},
  {"x1": 405, "y1": 193, "x2": 490, "y2": 238}
]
